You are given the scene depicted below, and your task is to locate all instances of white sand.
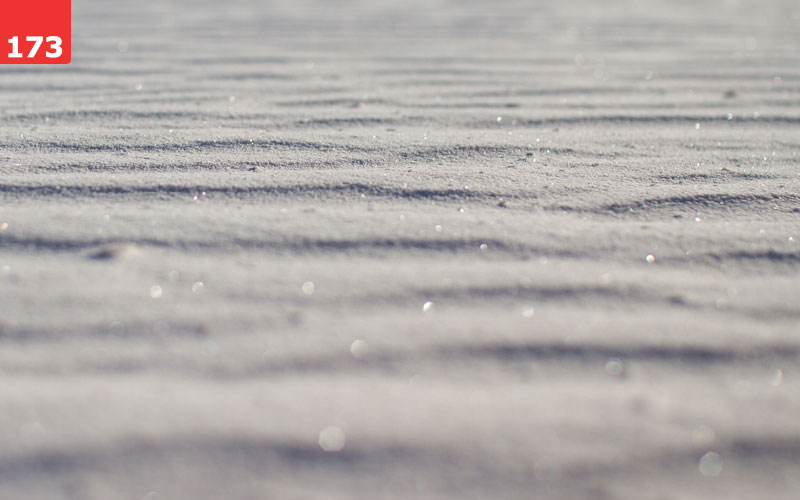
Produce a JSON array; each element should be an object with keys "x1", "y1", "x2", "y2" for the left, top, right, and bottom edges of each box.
[{"x1": 1, "y1": 0, "x2": 799, "y2": 498}]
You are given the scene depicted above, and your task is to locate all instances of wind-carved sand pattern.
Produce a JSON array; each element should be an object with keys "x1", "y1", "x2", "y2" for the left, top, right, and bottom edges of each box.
[{"x1": 1, "y1": 0, "x2": 799, "y2": 499}]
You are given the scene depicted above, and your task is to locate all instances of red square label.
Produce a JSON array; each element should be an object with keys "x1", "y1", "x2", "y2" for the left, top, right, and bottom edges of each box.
[{"x1": 0, "y1": 0, "x2": 71, "y2": 64}]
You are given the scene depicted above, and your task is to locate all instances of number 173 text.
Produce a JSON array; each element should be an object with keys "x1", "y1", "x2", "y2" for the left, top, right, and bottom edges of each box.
[{"x1": 8, "y1": 36, "x2": 63, "y2": 59}]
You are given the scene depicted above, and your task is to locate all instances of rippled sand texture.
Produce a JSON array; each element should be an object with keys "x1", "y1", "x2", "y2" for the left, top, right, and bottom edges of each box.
[{"x1": 1, "y1": 0, "x2": 799, "y2": 498}]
